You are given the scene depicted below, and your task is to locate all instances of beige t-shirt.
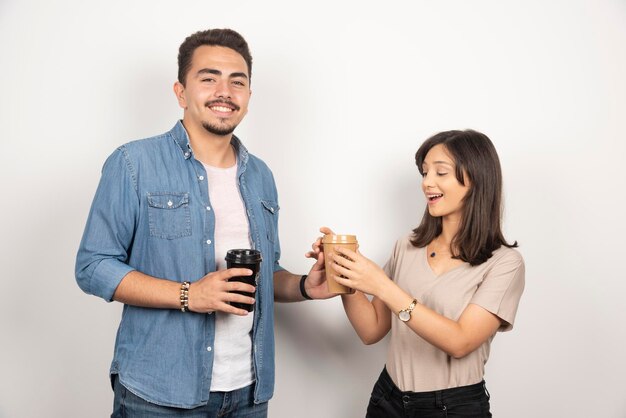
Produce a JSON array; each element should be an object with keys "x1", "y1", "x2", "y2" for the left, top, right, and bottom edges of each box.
[{"x1": 385, "y1": 235, "x2": 525, "y2": 392}]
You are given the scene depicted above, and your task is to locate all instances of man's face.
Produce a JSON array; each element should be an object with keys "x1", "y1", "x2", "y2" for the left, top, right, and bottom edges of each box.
[{"x1": 175, "y1": 45, "x2": 251, "y2": 137}]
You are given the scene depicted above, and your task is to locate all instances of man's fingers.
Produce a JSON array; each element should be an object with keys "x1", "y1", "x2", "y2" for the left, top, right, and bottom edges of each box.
[
  {"x1": 227, "y1": 281, "x2": 256, "y2": 294},
  {"x1": 230, "y1": 308, "x2": 252, "y2": 316},
  {"x1": 227, "y1": 292, "x2": 256, "y2": 306},
  {"x1": 222, "y1": 268, "x2": 253, "y2": 278},
  {"x1": 216, "y1": 302, "x2": 253, "y2": 316},
  {"x1": 222, "y1": 291, "x2": 255, "y2": 316},
  {"x1": 319, "y1": 226, "x2": 334, "y2": 235},
  {"x1": 230, "y1": 307, "x2": 253, "y2": 316},
  {"x1": 315, "y1": 251, "x2": 325, "y2": 267},
  {"x1": 204, "y1": 268, "x2": 253, "y2": 283},
  {"x1": 311, "y1": 237, "x2": 323, "y2": 251},
  {"x1": 211, "y1": 292, "x2": 255, "y2": 315}
]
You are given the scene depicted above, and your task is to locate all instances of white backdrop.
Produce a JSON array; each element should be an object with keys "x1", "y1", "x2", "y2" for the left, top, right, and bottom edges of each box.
[{"x1": 1, "y1": 1, "x2": 625, "y2": 417}]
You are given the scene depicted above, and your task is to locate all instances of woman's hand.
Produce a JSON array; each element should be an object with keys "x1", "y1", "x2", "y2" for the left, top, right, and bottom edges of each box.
[{"x1": 330, "y1": 247, "x2": 390, "y2": 297}]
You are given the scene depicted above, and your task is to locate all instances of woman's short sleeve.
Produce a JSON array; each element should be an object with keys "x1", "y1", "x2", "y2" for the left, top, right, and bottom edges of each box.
[
  {"x1": 383, "y1": 236, "x2": 406, "y2": 281},
  {"x1": 470, "y1": 249, "x2": 525, "y2": 331}
]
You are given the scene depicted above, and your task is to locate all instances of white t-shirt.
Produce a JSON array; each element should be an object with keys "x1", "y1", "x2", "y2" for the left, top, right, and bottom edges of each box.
[{"x1": 202, "y1": 161, "x2": 254, "y2": 392}]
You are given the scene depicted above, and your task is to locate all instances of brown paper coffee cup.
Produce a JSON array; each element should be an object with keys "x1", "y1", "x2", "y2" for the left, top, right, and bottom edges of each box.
[{"x1": 322, "y1": 234, "x2": 357, "y2": 294}]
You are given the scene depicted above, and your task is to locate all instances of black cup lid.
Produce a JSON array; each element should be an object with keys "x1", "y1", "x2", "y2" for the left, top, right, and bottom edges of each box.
[{"x1": 225, "y1": 249, "x2": 262, "y2": 264}]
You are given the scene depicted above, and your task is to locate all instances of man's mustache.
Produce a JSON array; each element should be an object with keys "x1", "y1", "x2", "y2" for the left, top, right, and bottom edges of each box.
[{"x1": 205, "y1": 99, "x2": 240, "y2": 111}]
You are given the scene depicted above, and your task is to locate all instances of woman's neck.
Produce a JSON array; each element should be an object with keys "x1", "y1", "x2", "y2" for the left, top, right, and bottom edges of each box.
[{"x1": 439, "y1": 216, "x2": 461, "y2": 246}]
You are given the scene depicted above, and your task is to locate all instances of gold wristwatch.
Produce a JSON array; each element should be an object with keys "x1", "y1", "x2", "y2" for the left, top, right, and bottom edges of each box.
[{"x1": 398, "y1": 299, "x2": 418, "y2": 322}]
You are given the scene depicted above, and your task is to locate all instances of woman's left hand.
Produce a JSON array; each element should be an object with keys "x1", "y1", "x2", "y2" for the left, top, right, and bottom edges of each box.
[{"x1": 330, "y1": 247, "x2": 390, "y2": 297}]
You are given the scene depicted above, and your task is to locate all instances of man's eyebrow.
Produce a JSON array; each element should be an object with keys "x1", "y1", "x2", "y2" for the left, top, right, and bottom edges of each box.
[
  {"x1": 229, "y1": 72, "x2": 249, "y2": 79},
  {"x1": 196, "y1": 68, "x2": 248, "y2": 79},
  {"x1": 197, "y1": 68, "x2": 221, "y2": 77}
]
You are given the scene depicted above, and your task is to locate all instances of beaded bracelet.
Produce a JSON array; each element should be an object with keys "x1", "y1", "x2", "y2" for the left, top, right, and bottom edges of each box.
[{"x1": 180, "y1": 281, "x2": 190, "y2": 312}]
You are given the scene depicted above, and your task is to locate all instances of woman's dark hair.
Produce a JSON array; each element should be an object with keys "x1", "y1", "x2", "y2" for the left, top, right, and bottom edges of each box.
[
  {"x1": 177, "y1": 28, "x2": 252, "y2": 86},
  {"x1": 410, "y1": 129, "x2": 517, "y2": 265}
]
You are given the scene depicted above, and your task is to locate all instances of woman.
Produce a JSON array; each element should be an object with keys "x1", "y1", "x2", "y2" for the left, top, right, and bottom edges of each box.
[{"x1": 311, "y1": 130, "x2": 524, "y2": 417}]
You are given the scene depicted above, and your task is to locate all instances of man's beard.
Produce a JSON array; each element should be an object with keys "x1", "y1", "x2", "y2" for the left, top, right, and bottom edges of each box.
[
  {"x1": 202, "y1": 120, "x2": 237, "y2": 136},
  {"x1": 202, "y1": 99, "x2": 240, "y2": 136}
]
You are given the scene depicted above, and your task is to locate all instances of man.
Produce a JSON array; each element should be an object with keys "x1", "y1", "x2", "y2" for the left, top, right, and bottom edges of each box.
[{"x1": 76, "y1": 28, "x2": 331, "y2": 417}]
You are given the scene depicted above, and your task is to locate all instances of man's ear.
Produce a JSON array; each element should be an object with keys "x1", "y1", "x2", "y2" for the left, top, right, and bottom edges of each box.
[{"x1": 173, "y1": 81, "x2": 187, "y2": 109}]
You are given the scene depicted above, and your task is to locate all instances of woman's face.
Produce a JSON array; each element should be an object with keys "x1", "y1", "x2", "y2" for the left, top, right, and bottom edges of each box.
[{"x1": 421, "y1": 144, "x2": 470, "y2": 221}]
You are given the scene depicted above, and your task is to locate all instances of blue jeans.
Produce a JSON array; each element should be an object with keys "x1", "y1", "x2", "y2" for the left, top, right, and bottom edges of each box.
[
  {"x1": 366, "y1": 367, "x2": 492, "y2": 418},
  {"x1": 111, "y1": 375, "x2": 268, "y2": 418}
]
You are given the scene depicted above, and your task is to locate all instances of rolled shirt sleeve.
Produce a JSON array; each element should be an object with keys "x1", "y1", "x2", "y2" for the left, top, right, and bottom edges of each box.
[{"x1": 75, "y1": 147, "x2": 138, "y2": 302}]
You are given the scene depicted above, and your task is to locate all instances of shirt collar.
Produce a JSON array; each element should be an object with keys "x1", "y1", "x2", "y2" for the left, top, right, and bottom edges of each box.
[{"x1": 170, "y1": 120, "x2": 249, "y2": 165}]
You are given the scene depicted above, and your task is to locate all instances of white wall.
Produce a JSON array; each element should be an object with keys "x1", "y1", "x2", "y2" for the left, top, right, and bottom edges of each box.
[{"x1": 1, "y1": 1, "x2": 625, "y2": 417}]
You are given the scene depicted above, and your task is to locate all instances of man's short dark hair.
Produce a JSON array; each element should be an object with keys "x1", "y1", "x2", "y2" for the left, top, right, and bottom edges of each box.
[{"x1": 177, "y1": 28, "x2": 252, "y2": 86}]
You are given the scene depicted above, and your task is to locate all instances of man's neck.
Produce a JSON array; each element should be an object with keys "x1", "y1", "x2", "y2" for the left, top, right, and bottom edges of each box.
[{"x1": 183, "y1": 121, "x2": 237, "y2": 168}]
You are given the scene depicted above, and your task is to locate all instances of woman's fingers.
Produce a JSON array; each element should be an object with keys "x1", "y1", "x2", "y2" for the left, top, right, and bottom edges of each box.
[{"x1": 332, "y1": 257, "x2": 354, "y2": 278}]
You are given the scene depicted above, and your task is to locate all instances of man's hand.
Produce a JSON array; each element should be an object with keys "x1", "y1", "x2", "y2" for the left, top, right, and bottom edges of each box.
[
  {"x1": 303, "y1": 226, "x2": 337, "y2": 299},
  {"x1": 188, "y1": 268, "x2": 256, "y2": 315}
]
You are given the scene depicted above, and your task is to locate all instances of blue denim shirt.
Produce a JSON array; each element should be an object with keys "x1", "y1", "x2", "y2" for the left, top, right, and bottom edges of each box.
[{"x1": 76, "y1": 121, "x2": 282, "y2": 408}]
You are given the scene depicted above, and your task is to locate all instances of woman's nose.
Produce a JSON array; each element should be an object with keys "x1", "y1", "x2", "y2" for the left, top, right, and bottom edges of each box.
[{"x1": 422, "y1": 172, "x2": 434, "y2": 188}]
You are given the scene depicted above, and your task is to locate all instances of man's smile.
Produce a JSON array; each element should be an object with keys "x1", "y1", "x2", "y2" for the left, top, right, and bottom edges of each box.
[{"x1": 206, "y1": 100, "x2": 239, "y2": 115}]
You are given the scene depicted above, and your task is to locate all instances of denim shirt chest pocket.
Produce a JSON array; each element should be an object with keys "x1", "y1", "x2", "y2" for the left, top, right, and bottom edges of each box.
[
  {"x1": 147, "y1": 192, "x2": 191, "y2": 239},
  {"x1": 260, "y1": 199, "x2": 279, "y2": 243}
]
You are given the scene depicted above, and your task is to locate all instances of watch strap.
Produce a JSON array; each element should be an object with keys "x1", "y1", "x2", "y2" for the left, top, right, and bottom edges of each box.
[{"x1": 399, "y1": 298, "x2": 418, "y2": 321}]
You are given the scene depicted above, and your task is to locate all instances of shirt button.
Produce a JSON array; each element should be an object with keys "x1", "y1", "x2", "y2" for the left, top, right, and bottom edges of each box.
[
  {"x1": 206, "y1": 206, "x2": 211, "y2": 211},
  {"x1": 206, "y1": 240, "x2": 212, "y2": 245},
  {"x1": 198, "y1": 176, "x2": 204, "y2": 181},
  {"x1": 184, "y1": 152, "x2": 190, "y2": 158},
  {"x1": 206, "y1": 346, "x2": 212, "y2": 352}
]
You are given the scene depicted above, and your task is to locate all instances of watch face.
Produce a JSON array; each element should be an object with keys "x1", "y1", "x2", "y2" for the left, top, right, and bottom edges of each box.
[{"x1": 399, "y1": 310, "x2": 410, "y2": 322}]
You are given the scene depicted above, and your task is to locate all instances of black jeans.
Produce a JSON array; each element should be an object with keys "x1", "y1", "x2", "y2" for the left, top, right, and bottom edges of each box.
[{"x1": 366, "y1": 368, "x2": 492, "y2": 418}]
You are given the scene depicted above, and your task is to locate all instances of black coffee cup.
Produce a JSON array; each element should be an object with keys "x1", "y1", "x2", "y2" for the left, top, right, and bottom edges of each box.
[{"x1": 225, "y1": 249, "x2": 262, "y2": 312}]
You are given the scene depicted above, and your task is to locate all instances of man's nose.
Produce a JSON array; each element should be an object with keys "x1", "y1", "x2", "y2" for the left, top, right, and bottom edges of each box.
[{"x1": 214, "y1": 80, "x2": 232, "y2": 99}]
